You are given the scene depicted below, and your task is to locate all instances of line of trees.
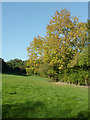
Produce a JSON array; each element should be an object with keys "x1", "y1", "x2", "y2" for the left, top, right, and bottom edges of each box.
[
  {"x1": 0, "y1": 58, "x2": 26, "y2": 75},
  {"x1": 26, "y1": 9, "x2": 89, "y2": 85}
]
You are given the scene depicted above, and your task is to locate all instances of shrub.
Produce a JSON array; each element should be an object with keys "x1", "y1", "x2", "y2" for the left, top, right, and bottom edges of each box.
[
  {"x1": 47, "y1": 68, "x2": 58, "y2": 82},
  {"x1": 68, "y1": 70, "x2": 88, "y2": 85},
  {"x1": 78, "y1": 70, "x2": 88, "y2": 85},
  {"x1": 58, "y1": 74, "x2": 64, "y2": 82},
  {"x1": 25, "y1": 68, "x2": 33, "y2": 76},
  {"x1": 63, "y1": 72, "x2": 69, "y2": 83},
  {"x1": 37, "y1": 63, "x2": 50, "y2": 77},
  {"x1": 69, "y1": 72, "x2": 79, "y2": 85}
]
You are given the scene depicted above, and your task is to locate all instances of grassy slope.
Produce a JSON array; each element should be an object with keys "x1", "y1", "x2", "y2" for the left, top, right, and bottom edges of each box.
[{"x1": 2, "y1": 74, "x2": 88, "y2": 118}]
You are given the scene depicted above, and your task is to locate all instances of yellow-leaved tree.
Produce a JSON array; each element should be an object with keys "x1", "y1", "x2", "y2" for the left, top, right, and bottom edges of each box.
[
  {"x1": 26, "y1": 9, "x2": 88, "y2": 80},
  {"x1": 46, "y1": 9, "x2": 87, "y2": 70}
]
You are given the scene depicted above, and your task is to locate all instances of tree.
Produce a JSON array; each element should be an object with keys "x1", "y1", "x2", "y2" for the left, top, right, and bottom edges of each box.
[
  {"x1": 26, "y1": 35, "x2": 44, "y2": 75},
  {"x1": 46, "y1": 9, "x2": 88, "y2": 70},
  {"x1": 68, "y1": 47, "x2": 88, "y2": 69},
  {"x1": 26, "y1": 9, "x2": 88, "y2": 80},
  {"x1": 6, "y1": 58, "x2": 26, "y2": 74}
]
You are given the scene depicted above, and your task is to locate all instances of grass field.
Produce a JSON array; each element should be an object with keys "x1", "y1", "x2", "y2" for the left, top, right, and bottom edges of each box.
[{"x1": 2, "y1": 74, "x2": 88, "y2": 118}]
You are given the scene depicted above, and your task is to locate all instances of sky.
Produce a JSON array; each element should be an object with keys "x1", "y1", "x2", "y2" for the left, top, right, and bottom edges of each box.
[{"x1": 2, "y1": 2, "x2": 88, "y2": 62}]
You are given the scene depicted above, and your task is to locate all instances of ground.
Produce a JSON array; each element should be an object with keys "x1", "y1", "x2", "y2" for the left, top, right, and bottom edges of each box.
[
  {"x1": 2, "y1": 74, "x2": 88, "y2": 118},
  {"x1": 56, "y1": 82, "x2": 88, "y2": 88}
]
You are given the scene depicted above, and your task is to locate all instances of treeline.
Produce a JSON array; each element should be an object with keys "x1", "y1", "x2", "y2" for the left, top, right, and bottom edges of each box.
[
  {"x1": 0, "y1": 58, "x2": 26, "y2": 75},
  {"x1": 26, "y1": 9, "x2": 89, "y2": 86}
]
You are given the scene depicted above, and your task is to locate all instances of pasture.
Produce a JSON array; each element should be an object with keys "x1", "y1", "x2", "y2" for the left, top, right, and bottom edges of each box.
[{"x1": 2, "y1": 74, "x2": 88, "y2": 118}]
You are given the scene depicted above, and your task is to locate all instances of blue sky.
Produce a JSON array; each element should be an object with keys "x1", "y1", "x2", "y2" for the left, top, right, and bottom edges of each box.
[{"x1": 2, "y1": 2, "x2": 88, "y2": 62}]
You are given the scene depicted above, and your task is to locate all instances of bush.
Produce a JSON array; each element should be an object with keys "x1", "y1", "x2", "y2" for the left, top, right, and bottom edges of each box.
[
  {"x1": 59, "y1": 69, "x2": 89, "y2": 86},
  {"x1": 68, "y1": 70, "x2": 88, "y2": 85},
  {"x1": 69, "y1": 72, "x2": 79, "y2": 85},
  {"x1": 47, "y1": 68, "x2": 58, "y2": 82},
  {"x1": 36, "y1": 63, "x2": 50, "y2": 77},
  {"x1": 25, "y1": 68, "x2": 33, "y2": 76},
  {"x1": 63, "y1": 72, "x2": 69, "y2": 83},
  {"x1": 78, "y1": 70, "x2": 88, "y2": 85},
  {"x1": 58, "y1": 74, "x2": 64, "y2": 82}
]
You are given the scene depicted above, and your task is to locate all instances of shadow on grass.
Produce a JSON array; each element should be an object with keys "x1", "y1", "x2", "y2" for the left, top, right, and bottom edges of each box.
[
  {"x1": 2, "y1": 101, "x2": 46, "y2": 118},
  {"x1": 2, "y1": 72, "x2": 28, "y2": 77},
  {"x1": 76, "y1": 110, "x2": 89, "y2": 119},
  {"x1": 2, "y1": 101, "x2": 89, "y2": 119}
]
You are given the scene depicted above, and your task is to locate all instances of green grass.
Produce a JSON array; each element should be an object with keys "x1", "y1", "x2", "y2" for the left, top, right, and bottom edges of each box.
[{"x1": 2, "y1": 74, "x2": 88, "y2": 118}]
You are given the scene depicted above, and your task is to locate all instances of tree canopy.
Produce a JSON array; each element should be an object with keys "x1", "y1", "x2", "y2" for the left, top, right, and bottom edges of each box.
[{"x1": 26, "y1": 9, "x2": 88, "y2": 84}]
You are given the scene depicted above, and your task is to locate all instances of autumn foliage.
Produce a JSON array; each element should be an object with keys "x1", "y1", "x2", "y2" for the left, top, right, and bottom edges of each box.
[{"x1": 26, "y1": 9, "x2": 88, "y2": 85}]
